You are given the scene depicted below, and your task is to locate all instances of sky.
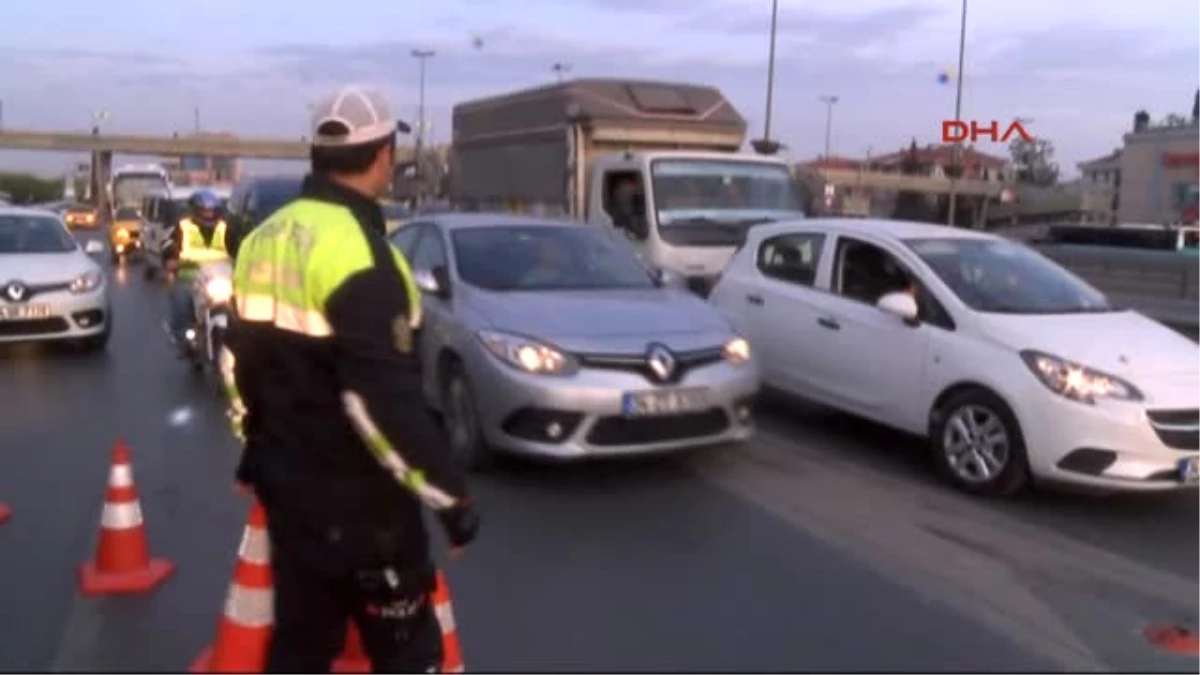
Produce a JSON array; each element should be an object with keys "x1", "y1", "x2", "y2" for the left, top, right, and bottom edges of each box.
[{"x1": 0, "y1": 0, "x2": 1196, "y2": 179}]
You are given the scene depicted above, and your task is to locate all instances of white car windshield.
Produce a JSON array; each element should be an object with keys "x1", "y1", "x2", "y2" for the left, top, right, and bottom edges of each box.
[
  {"x1": 452, "y1": 225, "x2": 656, "y2": 292},
  {"x1": 0, "y1": 215, "x2": 77, "y2": 254},
  {"x1": 650, "y1": 159, "x2": 809, "y2": 225},
  {"x1": 906, "y1": 237, "x2": 1113, "y2": 314}
]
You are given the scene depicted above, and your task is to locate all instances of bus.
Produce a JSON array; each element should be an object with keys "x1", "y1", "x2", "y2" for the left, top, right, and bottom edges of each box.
[{"x1": 107, "y1": 164, "x2": 172, "y2": 221}]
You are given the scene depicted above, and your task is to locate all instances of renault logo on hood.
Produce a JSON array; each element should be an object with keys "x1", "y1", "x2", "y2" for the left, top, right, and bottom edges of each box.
[
  {"x1": 4, "y1": 281, "x2": 27, "y2": 302},
  {"x1": 646, "y1": 343, "x2": 676, "y2": 382}
]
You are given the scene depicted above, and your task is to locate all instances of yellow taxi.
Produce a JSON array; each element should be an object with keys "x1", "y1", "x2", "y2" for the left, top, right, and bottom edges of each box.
[
  {"x1": 109, "y1": 206, "x2": 144, "y2": 264},
  {"x1": 64, "y1": 204, "x2": 100, "y2": 230}
]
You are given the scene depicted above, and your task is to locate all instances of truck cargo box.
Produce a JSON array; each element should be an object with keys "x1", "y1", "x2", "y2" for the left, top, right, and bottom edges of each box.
[{"x1": 450, "y1": 78, "x2": 748, "y2": 210}]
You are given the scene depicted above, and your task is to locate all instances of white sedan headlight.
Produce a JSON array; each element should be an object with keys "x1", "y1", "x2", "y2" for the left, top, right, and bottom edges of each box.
[
  {"x1": 205, "y1": 277, "x2": 233, "y2": 304},
  {"x1": 722, "y1": 336, "x2": 751, "y2": 366},
  {"x1": 1019, "y1": 350, "x2": 1143, "y2": 404},
  {"x1": 478, "y1": 329, "x2": 577, "y2": 376},
  {"x1": 69, "y1": 269, "x2": 103, "y2": 294}
]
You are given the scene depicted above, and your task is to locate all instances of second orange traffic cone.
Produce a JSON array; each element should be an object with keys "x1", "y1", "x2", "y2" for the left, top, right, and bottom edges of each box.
[
  {"x1": 192, "y1": 501, "x2": 274, "y2": 673},
  {"x1": 333, "y1": 622, "x2": 370, "y2": 673},
  {"x1": 78, "y1": 439, "x2": 174, "y2": 595},
  {"x1": 433, "y1": 571, "x2": 465, "y2": 673}
]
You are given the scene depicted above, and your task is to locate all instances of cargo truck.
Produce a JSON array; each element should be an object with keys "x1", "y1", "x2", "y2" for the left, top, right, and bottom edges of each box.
[{"x1": 449, "y1": 78, "x2": 812, "y2": 294}]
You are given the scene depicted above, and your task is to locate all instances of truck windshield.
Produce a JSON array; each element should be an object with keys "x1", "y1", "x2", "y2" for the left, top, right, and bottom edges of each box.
[{"x1": 650, "y1": 159, "x2": 808, "y2": 225}]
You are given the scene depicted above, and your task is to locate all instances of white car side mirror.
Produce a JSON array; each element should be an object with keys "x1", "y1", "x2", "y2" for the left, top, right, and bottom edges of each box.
[
  {"x1": 877, "y1": 291, "x2": 919, "y2": 323},
  {"x1": 84, "y1": 240, "x2": 105, "y2": 255}
]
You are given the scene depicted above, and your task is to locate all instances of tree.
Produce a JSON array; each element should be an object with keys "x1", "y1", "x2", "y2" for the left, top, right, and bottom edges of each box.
[
  {"x1": 1163, "y1": 113, "x2": 1190, "y2": 127},
  {"x1": 891, "y1": 139, "x2": 934, "y2": 222},
  {"x1": 1192, "y1": 88, "x2": 1198, "y2": 122},
  {"x1": 0, "y1": 172, "x2": 64, "y2": 204},
  {"x1": 1008, "y1": 137, "x2": 1059, "y2": 187}
]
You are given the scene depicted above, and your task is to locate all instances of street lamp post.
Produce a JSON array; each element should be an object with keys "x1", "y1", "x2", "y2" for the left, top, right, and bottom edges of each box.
[
  {"x1": 818, "y1": 95, "x2": 839, "y2": 158},
  {"x1": 946, "y1": 0, "x2": 968, "y2": 227},
  {"x1": 751, "y1": 0, "x2": 781, "y2": 155},
  {"x1": 551, "y1": 62, "x2": 572, "y2": 82},
  {"x1": 411, "y1": 48, "x2": 434, "y2": 205}
]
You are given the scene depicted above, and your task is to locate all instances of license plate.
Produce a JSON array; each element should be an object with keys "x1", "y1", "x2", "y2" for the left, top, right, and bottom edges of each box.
[
  {"x1": 1178, "y1": 457, "x2": 1199, "y2": 483},
  {"x1": 209, "y1": 313, "x2": 228, "y2": 328},
  {"x1": 0, "y1": 304, "x2": 51, "y2": 321},
  {"x1": 622, "y1": 388, "x2": 710, "y2": 418}
]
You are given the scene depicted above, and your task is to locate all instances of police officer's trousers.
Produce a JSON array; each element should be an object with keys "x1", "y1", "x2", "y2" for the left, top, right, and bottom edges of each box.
[{"x1": 265, "y1": 517, "x2": 443, "y2": 673}]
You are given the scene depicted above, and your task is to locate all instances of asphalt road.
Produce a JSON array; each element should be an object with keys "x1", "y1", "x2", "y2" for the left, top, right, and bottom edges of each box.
[{"x1": 0, "y1": 243, "x2": 1195, "y2": 672}]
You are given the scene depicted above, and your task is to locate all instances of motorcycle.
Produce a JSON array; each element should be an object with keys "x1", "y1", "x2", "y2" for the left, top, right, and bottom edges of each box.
[{"x1": 164, "y1": 259, "x2": 233, "y2": 386}]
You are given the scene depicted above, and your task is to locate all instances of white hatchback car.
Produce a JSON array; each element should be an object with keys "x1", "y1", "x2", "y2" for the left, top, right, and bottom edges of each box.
[
  {"x1": 0, "y1": 207, "x2": 111, "y2": 351},
  {"x1": 711, "y1": 218, "x2": 1199, "y2": 496}
]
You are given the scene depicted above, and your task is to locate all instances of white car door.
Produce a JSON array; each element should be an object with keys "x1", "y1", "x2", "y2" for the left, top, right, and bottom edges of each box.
[
  {"x1": 799, "y1": 233, "x2": 938, "y2": 430},
  {"x1": 740, "y1": 230, "x2": 833, "y2": 398}
]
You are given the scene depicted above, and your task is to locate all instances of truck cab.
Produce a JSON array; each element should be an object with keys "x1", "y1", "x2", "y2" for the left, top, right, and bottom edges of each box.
[
  {"x1": 449, "y1": 78, "x2": 811, "y2": 295},
  {"x1": 585, "y1": 150, "x2": 809, "y2": 293}
]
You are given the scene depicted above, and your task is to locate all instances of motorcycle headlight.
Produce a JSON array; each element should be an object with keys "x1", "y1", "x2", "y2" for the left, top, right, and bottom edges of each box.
[
  {"x1": 722, "y1": 336, "x2": 751, "y2": 366},
  {"x1": 478, "y1": 330, "x2": 577, "y2": 376},
  {"x1": 69, "y1": 269, "x2": 103, "y2": 294},
  {"x1": 1019, "y1": 350, "x2": 1143, "y2": 404},
  {"x1": 205, "y1": 277, "x2": 233, "y2": 304}
]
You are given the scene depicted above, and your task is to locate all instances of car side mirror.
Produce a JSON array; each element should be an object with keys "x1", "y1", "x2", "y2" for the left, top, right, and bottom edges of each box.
[
  {"x1": 877, "y1": 291, "x2": 920, "y2": 325},
  {"x1": 84, "y1": 240, "x2": 105, "y2": 255},
  {"x1": 652, "y1": 267, "x2": 685, "y2": 289},
  {"x1": 414, "y1": 266, "x2": 451, "y2": 298}
]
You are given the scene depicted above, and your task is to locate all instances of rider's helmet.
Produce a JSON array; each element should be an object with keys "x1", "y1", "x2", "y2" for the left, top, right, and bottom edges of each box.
[{"x1": 189, "y1": 189, "x2": 222, "y2": 227}]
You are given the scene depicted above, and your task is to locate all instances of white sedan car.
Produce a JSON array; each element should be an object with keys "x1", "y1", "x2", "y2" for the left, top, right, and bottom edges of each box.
[
  {"x1": 0, "y1": 207, "x2": 111, "y2": 351},
  {"x1": 711, "y1": 218, "x2": 1199, "y2": 496}
]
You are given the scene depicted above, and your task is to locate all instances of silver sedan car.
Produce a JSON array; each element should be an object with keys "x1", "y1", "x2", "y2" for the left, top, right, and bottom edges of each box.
[
  {"x1": 389, "y1": 213, "x2": 759, "y2": 469},
  {"x1": 0, "y1": 207, "x2": 111, "y2": 350}
]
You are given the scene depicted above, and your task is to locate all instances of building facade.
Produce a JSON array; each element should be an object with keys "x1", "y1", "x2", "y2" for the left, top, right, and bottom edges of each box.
[
  {"x1": 1116, "y1": 122, "x2": 1198, "y2": 224},
  {"x1": 1077, "y1": 149, "x2": 1122, "y2": 224}
]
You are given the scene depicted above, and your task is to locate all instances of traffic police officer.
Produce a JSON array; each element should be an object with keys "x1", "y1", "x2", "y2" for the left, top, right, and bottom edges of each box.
[
  {"x1": 221, "y1": 85, "x2": 479, "y2": 673},
  {"x1": 166, "y1": 189, "x2": 229, "y2": 350}
]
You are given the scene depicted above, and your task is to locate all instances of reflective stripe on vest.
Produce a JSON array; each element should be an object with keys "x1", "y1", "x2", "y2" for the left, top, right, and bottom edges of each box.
[{"x1": 232, "y1": 199, "x2": 421, "y2": 338}]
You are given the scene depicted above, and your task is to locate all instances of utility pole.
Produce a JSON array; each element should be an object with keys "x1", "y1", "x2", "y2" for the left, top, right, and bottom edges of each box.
[
  {"x1": 411, "y1": 48, "x2": 434, "y2": 206},
  {"x1": 194, "y1": 106, "x2": 201, "y2": 134},
  {"x1": 818, "y1": 95, "x2": 839, "y2": 158},
  {"x1": 551, "y1": 62, "x2": 572, "y2": 82},
  {"x1": 751, "y1": 0, "x2": 781, "y2": 155},
  {"x1": 946, "y1": 0, "x2": 968, "y2": 227}
]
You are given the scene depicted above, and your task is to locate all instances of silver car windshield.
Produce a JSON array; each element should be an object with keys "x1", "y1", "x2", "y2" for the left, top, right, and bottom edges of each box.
[
  {"x1": 906, "y1": 237, "x2": 1112, "y2": 314},
  {"x1": 451, "y1": 225, "x2": 656, "y2": 292},
  {"x1": 0, "y1": 215, "x2": 77, "y2": 254}
]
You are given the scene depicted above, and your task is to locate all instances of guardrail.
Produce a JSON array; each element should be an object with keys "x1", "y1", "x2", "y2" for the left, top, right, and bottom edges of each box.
[{"x1": 1034, "y1": 244, "x2": 1199, "y2": 333}]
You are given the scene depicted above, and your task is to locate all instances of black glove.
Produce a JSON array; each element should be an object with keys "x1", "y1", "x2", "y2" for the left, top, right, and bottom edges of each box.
[{"x1": 437, "y1": 501, "x2": 480, "y2": 548}]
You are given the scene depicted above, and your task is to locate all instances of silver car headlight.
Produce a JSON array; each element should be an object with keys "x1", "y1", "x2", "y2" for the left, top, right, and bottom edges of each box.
[
  {"x1": 722, "y1": 336, "x2": 751, "y2": 366},
  {"x1": 205, "y1": 277, "x2": 233, "y2": 304},
  {"x1": 478, "y1": 329, "x2": 578, "y2": 376},
  {"x1": 69, "y1": 269, "x2": 103, "y2": 294},
  {"x1": 1019, "y1": 350, "x2": 1143, "y2": 404}
]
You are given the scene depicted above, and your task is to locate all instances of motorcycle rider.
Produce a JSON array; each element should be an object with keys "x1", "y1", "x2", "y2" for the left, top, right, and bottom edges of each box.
[{"x1": 166, "y1": 189, "x2": 230, "y2": 354}]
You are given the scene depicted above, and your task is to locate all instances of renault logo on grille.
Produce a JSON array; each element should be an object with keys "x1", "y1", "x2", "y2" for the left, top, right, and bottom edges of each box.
[
  {"x1": 4, "y1": 282, "x2": 27, "y2": 302},
  {"x1": 646, "y1": 343, "x2": 676, "y2": 382}
]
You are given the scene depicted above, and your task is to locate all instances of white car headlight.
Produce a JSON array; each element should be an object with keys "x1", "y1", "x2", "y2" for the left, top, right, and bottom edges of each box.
[
  {"x1": 722, "y1": 336, "x2": 751, "y2": 366},
  {"x1": 205, "y1": 277, "x2": 233, "y2": 304},
  {"x1": 478, "y1": 329, "x2": 577, "y2": 376},
  {"x1": 1019, "y1": 350, "x2": 1143, "y2": 404},
  {"x1": 69, "y1": 269, "x2": 103, "y2": 294}
]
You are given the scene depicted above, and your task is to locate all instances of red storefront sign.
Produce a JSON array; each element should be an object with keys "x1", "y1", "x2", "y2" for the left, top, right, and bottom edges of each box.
[{"x1": 1161, "y1": 152, "x2": 1199, "y2": 169}]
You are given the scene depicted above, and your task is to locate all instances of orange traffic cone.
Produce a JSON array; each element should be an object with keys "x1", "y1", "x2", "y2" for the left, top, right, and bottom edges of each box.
[
  {"x1": 192, "y1": 501, "x2": 274, "y2": 673},
  {"x1": 433, "y1": 571, "x2": 465, "y2": 673},
  {"x1": 333, "y1": 622, "x2": 370, "y2": 673},
  {"x1": 78, "y1": 440, "x2": 174, "y2": 595},
  {"x1": 0, "y1": 501, "x2": 11, "y2": 526}
]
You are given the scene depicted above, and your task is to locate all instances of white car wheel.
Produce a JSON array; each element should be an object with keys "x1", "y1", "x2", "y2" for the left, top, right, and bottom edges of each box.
[{"x1": 931, "y1": 389, "x2": 1029, "y2": 496}]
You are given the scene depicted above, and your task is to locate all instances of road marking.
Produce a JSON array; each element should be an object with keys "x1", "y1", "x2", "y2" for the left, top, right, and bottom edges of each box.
[{"x1": 686, "y1": 424, "x2": 1196, "y2": 671}]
